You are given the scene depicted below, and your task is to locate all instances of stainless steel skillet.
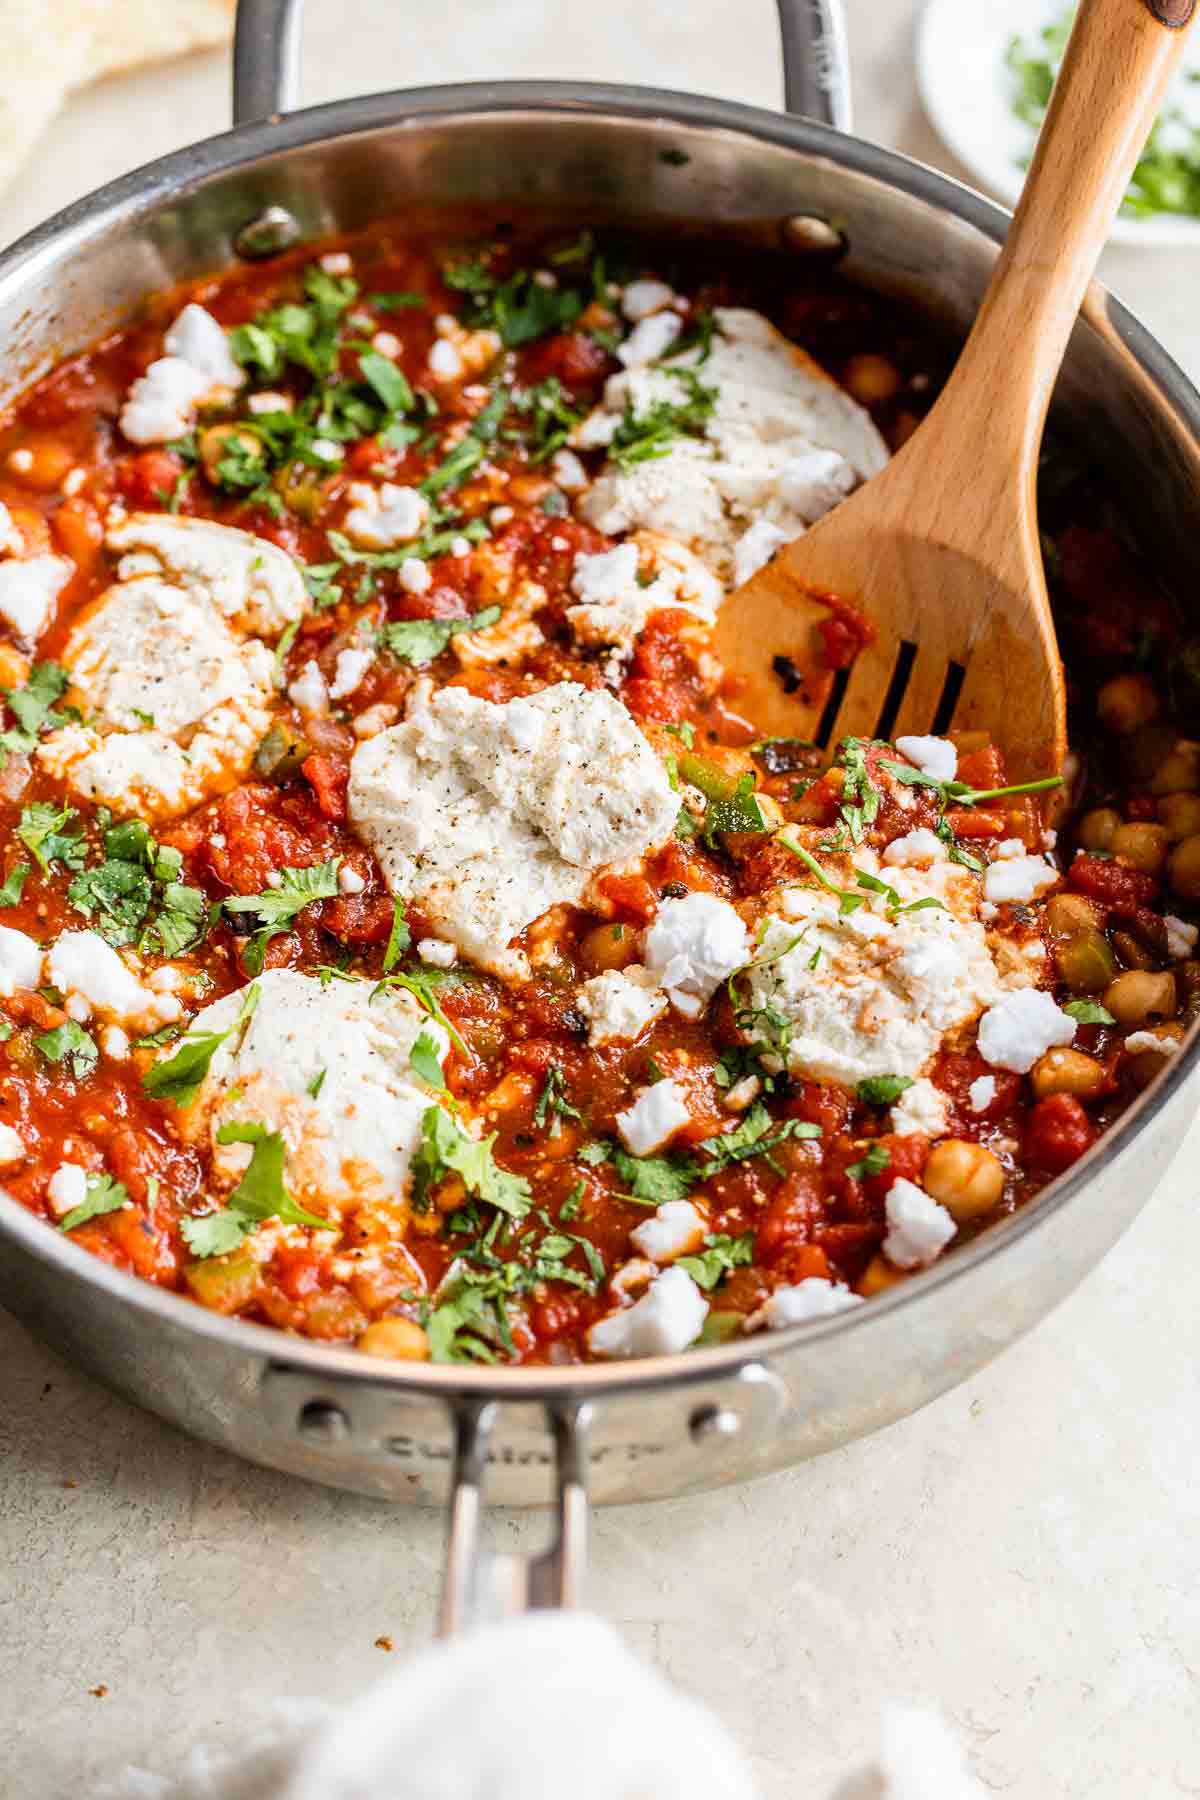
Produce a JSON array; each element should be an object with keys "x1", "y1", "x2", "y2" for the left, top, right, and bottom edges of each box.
[{"x1": 0, "y1": 0, "x2": 1198, "y2": 1632}]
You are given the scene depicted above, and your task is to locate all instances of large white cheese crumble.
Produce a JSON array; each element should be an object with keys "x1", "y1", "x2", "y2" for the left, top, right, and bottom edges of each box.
[
  {"x1": 615, "y1": 1079, "x2": 691, "y2": 1155},
  {"x1": 744, "y1": 852, "x2": 1002, "y2": 1086},
  {"x1": 174, "y1": 969, "x2": 448, "y2": 1210},
  {"x1": 348, "y1": 680, "x2": 677, "y2": 980},
  {"x1": 576, "y1": 308, "x2": 888, "y2": 581},
  {"x1": 566, "y1": 531, "x2": 721, "y2": 652},
  {"x1": 119, "y1": 304, "x2": 244, "y2": 445},
  {"x1": 883, "y1": 1178, "x2": 956, "y2": 1269},
  {"x1": 744, "y1": 1276, "x2": 864, "y2": 1332},
  {"x1": 576, "y1": 966, "x2": 667, "y2": 1046},
  {"x1": 976, "y1": 986, "x2": 1076, "y2": 1073},
  {"x1": 587, "y1": 1265, "x2": 708, "y2": 1358},
  {"x1": 642, "y1": 891, "x2": 749, "y2": 1019},
  {"x1": 39, "y1": 515, "x2": 306, "y2": 820}
]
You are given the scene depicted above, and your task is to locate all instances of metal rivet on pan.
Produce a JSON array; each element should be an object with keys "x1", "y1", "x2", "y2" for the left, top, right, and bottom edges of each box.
[
  {"x1": 688, "y1": 1403, "x2": 741, "y2": 1444},
  {"x1": 781, "y1": 214, "x2": 847, "y2": 257},
  {"x1": 297, "y1": 1399, "x2": 350, "y2": 1444},
  {"x1": 235, "y1": 204, "x2": 302, "y2": 260}
]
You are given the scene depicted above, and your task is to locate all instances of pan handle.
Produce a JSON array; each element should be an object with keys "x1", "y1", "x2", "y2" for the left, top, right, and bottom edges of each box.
[
  {"x1": 438, "y1": 1396, "x2": 592, "y2": 1635},
  {"x1": 231, "y1": 0, "x2": 851, "y2": 131}
]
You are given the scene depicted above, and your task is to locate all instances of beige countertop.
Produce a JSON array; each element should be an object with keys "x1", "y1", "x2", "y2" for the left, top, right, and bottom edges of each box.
[{"x1": 2, "y1": 5, "x2": 1199, "y2": 1795}]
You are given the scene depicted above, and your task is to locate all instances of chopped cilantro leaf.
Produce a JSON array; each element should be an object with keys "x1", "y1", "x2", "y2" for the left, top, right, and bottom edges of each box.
[
  {"x1": 143, "y1": 983, "x2": 259, "y2": 1107},
  {"x1": 533, "y1": 1067, "x2": 582, "y2": 1133},
  {"x1": 677, "y1": 1232, "x2": 754, "y2": 1292},
  {"x1": 183, "y1": 1119, "x2": 333, "y2": 1258},
  {"x1": 17, "y1": 802, "x2": 85, "y2": 872},
  {"x1": 372, "y1": 968, "x2": 470, "y2": 1057},
  {"x1": 610, "y1": 368, "x2": 716, "y2": 470},
  {"x1": 846, "y1": 1142, "x2": 891, "y2": 1180},
  {"x1": 411, "y1": 1104, "x2": 531, "y2": 1219},
  {"x1": 225, "y1": 859, "x2": 341, "y2": 973},
  {"x1": 35, "y1": 1020, "x2": 98, "y2": 1080},
  {"x1": 856, "y1": 1074, "x2": 914, "y2": 1106},
  {"x1": 0, "y1": 661, "x2": 70, "y2": 761},
  {"x1": 307, "y1": 1067, "x2": 327, "y2": 1098},
  {"x1": 58, "y1": 1172, "x2": 130, "y2": 1234},
  {"x1": 377, "y1": 605, "x2": 501, "y2": 666},
  {"x1": 382, "y1": 896, "x2": 411, "y2": 973},
  {"x1": 409, "y1": 1030, "x2": 446, "y2": 1089},
  {"x1": 0, "y1": 863, "x2": 29, "y2": 907},
  {"x1": 1064, "y1": 999, "x2": 1116, "y2": 1024}
]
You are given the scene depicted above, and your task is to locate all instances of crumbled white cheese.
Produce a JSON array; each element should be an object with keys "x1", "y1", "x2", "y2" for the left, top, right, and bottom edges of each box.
[
  {"x1": 587, "y1": 1265, "x2": 708, "y2": 1358},
  {"x1": 550, "y1": 449, "x2": 587, "y2": 492},
  {"x1": 338, "y1": 866, "x2": 366, "y2": 895},
  {"x1": 342, "y1": 482, "x2": 428, "y2": 550},
  {"x1": 723, "y1": 1073, "x2": 761, "y2": 1111},
  {"x1": 745, "y1": 1277, "x2": 864, "y2": 1331},
  {"x1": 398, "y1": 558, "x2": 432, "y2": 595},
  {"x1": 1165, "y1": 913, "x2": 1198, "y2": 960},
  {"x1": 417, "y1": 937, "x2": 458, "y2": 969},
  {"x1": 289, "y1": 659, "x2": 330, "y2": 714},
  {"x1": 630, "y1": 1199, "x2": 707, "y2": 1263},
  {"x1": 578, "y1": 308, "x2": 887, "y2": 580},
  {"x1": 968, "y1": 1074, "x2": 996, "y2": 1113},
  {"x1": 175, "y1": 969, "x2": 448, "y2": 1209},
  {"x1": 46, "y1": 931, "x2": 162, "y2": 1028},
  {"x1": 894, "y1": 734, "x2": 957, "y2": 783},
  {"x1": 119, "y1": 304, "x2": 243, "y2": 443},
  {"x1": 1125, "y1": 1029, "x2": 1180, "y2": 1057},
  {"x1": 577, "y1": 965, "x2": 668, "y2": 1046},
  {"x1": 247, "y1": 390, "x2": 293, "y2": 414},
  {"x1": 163, "y1": 303, "x2": 244, "y2": 390},
  {"x1": 746, "y1": 854, "x2": 1001, "y2": 1085},
  {"x1": 617, "y1": 311, "x2": 683, "y2": 367},
  {"x1": 428, "y1": 338, "x2": 463, "y2": 379},
  {"x1": 47, "y1": 1162, "x2": 88, "y2": 1219},
  {"x1": 0, "y1": 1123, "x2": 25, "y2": 1167},
  {"x1": 319, "y1": 251, "x2": 352, "y2": 275},
  {"x1": 371, "y1": 330, "x2": 401, "y2": 358},
  {"x1": 982, "y1": 853, "x2": 1059, "y2": 905},
  {"x1": 567, "y1": 531, "x2": 720, "y2": 652},
  {"x1": 349, "y1": 680, "x2": 677, "y2": 979},
  {"x1": 642, "y1": 891, "x2": 749, "y2": 1019},
  {"x1": 0, "y1": 553, "x2": 73, "y2": 639},
  {"x1": 992, "y1": 838, "x2": 1025, "y2": 859},
  {"x1": 329, "y1": 646, "x2": 374, "y2": 700},
  {"x1": 731, "y1": 518, "x2": 788, "y2": 585},
  {"x1": 889, "y1": 1077, "x2": 949, "y2": 1138},
  {"x1": 0, "y1": 503, "x2": 23, "y2": 555},
  {"x1": 101, "y1": 1026, "x2": 131, "y2": 1060},
  {"x1": 976, "y1": 987, "x2": 1076, "y2": 1073},
  {"x1": 106, "y1": 512, "x2": 307, "y2": 637},
  {"x1": 621, "y1": 279, "x2": 676, "y2": 321},
  {"x1": 0, "y1": 924, "x2": 42, "y2": 997},
  {"x1": 616, "y1": 1079, "x2": 691, "y2": 1156},
  {"x1": 882, "y1": 828, "x2": 946, "y2": 868},
  {"x1": 883, "y1": 1177, "x2": 956, "y2": 1269}
]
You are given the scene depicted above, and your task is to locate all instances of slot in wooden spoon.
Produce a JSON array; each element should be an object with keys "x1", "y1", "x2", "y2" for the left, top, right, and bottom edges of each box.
[{"x1": 715, "y1": 0, "x2": 1197, "y2": 779}]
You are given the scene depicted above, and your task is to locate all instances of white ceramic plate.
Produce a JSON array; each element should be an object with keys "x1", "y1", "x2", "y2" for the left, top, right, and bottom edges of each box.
[{"x1": 917, "y1": 0, "x2": 1200, "y2": 248}]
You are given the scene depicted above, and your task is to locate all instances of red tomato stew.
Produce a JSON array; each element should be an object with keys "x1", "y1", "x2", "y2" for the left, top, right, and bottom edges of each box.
[{"x1": 0, "y1": 225, "x2": 1191, "y2": 1364}]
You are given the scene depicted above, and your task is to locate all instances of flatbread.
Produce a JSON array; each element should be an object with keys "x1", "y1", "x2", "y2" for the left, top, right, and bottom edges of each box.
[{"x1": 0, "y1": 1, "x2": 234, "y2": 199}]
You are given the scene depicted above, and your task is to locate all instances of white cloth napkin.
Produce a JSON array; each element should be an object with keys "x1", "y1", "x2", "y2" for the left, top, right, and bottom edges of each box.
[{"x1": 101, "y1": 1612, "x2": 986, "y2": 1799}]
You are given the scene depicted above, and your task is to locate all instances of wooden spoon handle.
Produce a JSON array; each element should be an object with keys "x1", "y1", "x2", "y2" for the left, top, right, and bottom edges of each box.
[{"x1": 934, "y1": 0, "x2": 1196, "y2": 466}]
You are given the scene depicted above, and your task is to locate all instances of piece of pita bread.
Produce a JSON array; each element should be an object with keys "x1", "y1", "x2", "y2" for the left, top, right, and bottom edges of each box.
[{"x1": 0, "y1": 1, "x2": 234, "y2": 199}]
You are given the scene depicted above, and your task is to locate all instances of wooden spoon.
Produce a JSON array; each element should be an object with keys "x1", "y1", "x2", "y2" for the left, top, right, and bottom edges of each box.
[{"x1": 714, "y1": 0, "x2": 1197, "y2": 780}]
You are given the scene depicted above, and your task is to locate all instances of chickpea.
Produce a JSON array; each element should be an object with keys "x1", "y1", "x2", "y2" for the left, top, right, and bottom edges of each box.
[
  {"x1": 1030, "y1": 1047, "x2": 1107, "y2": 1102},
  {"x1": 1078, "y1": 807, "x2": 1120, "y2": 852},
  {"x1": 1158, "y1": 792, "x2": 1200, "y2": 842},
  {"x1": 922, "y1": 1139, "x2": 1005, "y2": 1223},
  {"x1": 1096, "y1": 672, "x2": 1159, "y2": 735},
  {"x1": 1044, "y1": 893, "x2": 1100, "y2": 936},
  {"x1": 1151, "y1": 739, "x2": 1200, "y2": 796},
  {"x1": 357, "y1": 1317, "x2": 430, "y2": 1361},
  {"x1": 579, "y1": 920, "x2": 639, "y2": 974},
  {"x1": 198, "y1": 422, "x2": 263, "y2": 485},
  {"x1": 1103, "y1": 969, "x2": 1177, "y2": 1025},
  {"x1": 857, "y1": 1253, "x2": 908, "y2": 1297},
  {"x1": 1110, "y1": 822, "x2": 1168, "y2": 877},
  {"x1": 843, "y1": 353, "x2": 901, "y2": 404},
  {"x1": 1168, "y1": 833, "x2": 1200, "y2": 901}
]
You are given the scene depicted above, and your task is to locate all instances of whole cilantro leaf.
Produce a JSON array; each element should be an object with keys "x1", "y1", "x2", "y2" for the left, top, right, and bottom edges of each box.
[
  {"x1": 677, "y1": 1232, "x2": 754, "y2": 1292},
  {"x1": 35, "y1": 1020, "x2": 99, "y2": 1080},
  {"x1": 377, "y1": 606, "x2": 500, "y2": 667},
  {"x1": 411, "y1": 1105, "x2": 531, "y2": 1219},
  {"x1": 143, "y1": 982, "x2": 260, "y2": 1107}
]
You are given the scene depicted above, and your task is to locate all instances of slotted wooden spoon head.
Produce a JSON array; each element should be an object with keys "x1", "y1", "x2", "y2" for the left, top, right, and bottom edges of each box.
[
  {"x1": 713, "y1": 418, "x2": 1066, "y2": 781},
  {"x1": 715, "y1": 0, "x2": 1195, "y2": 781}
]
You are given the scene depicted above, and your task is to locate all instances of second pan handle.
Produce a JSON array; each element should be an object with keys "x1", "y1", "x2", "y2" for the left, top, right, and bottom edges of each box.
[{"x1": 231, "y1": 0, "x2": 852, "y2": 132}]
